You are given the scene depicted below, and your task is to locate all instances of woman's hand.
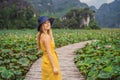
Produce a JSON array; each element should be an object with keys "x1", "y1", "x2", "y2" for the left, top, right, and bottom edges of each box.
[{"x1": 53, "y1": 67, "x2": 58, "y2": 75}]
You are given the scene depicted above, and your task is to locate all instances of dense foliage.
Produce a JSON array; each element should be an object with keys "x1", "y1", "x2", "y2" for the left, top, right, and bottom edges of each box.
[
  {"x1": 0, "y1": 29, "x2": 120, "y2": 80},
  {"x1": 0, "y1": 29, "x2": 42, "y2": 80},
  {"x1": 74, "y1": 30, "x2": 120, "y2": 80},
  {"x1": 75, "y1": 41, "x2": 120, "y2": 80},
  {"x1": 53, "y1": 8, "x2": 100, "y2": 29},
  {"x1": 0, "y1": 0, "x2": 100, "y2": 30},
  {"x1": 0, "y1": 0, "x2": 37, "y2": 29},
  {"x1": 25, "y1": 0, "x2": 88, "y2": 17}
]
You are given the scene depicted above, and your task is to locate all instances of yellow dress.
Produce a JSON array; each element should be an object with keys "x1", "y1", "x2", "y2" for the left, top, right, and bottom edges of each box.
[{"x1": 40, "y1": 33, "x2": 62, "y2": 80}]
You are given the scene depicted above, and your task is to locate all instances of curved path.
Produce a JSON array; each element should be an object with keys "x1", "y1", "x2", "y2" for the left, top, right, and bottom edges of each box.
[{"x1": 24, "y1": 40, "x2": 96, "y2": 80}]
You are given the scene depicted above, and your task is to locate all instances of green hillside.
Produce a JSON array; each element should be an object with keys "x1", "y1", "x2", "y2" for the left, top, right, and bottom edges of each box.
[{"x1": 25, "y1": 0, "x2": 88, "y2": 17}]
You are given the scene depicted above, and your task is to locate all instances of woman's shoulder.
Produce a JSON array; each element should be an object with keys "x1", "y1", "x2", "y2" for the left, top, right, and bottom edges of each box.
[{"x1": 41, "y1": 33, "x2": 50, "y2": 42}]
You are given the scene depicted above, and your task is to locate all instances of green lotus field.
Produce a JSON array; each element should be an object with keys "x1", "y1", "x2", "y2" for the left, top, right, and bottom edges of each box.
[{"x1": 0, "y1": 28, "x2": 120, "y2": 80}]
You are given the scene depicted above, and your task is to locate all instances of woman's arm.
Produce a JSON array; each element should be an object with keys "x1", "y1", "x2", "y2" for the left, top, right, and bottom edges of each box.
[
  {"x1": 42, "y1": 34, "x2": 58, "y2": 74},
  {"x1": 43, "y1": 34, "x2": 55, "y2": 68}
]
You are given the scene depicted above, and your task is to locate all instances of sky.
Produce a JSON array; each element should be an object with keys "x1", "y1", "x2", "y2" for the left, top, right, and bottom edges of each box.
[{"x1": 80, "y1": 0, "x2": 114, "y2": 9}]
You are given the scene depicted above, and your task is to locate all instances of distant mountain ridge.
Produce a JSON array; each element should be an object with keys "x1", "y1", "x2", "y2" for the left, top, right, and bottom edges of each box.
[
  {"x1": 90, "y1": 6, "x2": 97, "y2": 12},
  {"x1": 24, "y1": 0, "x2": 88, "y2": 16},
  {"x1": 95, "y1": 0, "x2": 120, "y2": 28}
]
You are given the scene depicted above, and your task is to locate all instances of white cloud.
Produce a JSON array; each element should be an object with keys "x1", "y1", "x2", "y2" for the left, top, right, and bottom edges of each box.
[
  {"x1": 80, "y1": 0, "x2": 114, "y2": 9},
  {"x1": 107, "y1": 0, "x2": 114, "y2": 3},
  {"x1": 80, "y1": 0, "x2": 91, "y2": 3}
]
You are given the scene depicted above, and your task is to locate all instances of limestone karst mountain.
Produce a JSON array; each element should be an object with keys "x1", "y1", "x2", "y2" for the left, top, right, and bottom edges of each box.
[
  {"x1": 25, "y1": 0, "x2": 88, "y2": 16},
  {"x1": 95, "y1": 0, "x2": 120, "y2": 28}
]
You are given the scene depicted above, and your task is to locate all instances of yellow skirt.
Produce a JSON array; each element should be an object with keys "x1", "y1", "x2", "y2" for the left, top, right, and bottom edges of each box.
[{"x1": 41, "y1": 52, "x2": 62, "y2": 80}]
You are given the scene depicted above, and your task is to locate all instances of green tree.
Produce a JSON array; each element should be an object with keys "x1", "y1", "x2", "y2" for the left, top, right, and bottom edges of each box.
[
  {"x1": 62, "y1": 8, "x2": 100, "y2": 29},
  {"x1": 0, "y1": 0, "x2": 37, "y2": 29}
]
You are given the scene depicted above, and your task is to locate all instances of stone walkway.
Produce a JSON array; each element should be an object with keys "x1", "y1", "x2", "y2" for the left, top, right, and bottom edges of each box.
[{"x1": 24, "y1": 40, "x2": 96, "y2": 80}]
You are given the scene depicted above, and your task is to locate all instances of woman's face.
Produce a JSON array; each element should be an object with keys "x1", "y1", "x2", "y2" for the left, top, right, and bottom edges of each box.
[{"x1": 42, "y1": 20, "x2": 51, "y2": 30}]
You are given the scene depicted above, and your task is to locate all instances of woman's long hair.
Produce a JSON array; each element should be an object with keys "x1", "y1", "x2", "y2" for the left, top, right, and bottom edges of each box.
[{"x1": 36, "y1": 24, "x2": 55, "y2": 50}]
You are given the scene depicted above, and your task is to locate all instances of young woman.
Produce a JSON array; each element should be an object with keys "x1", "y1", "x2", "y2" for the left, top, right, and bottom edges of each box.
[{"x1": 36, "y1": 16, "x2": 62, "y2": 80}]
